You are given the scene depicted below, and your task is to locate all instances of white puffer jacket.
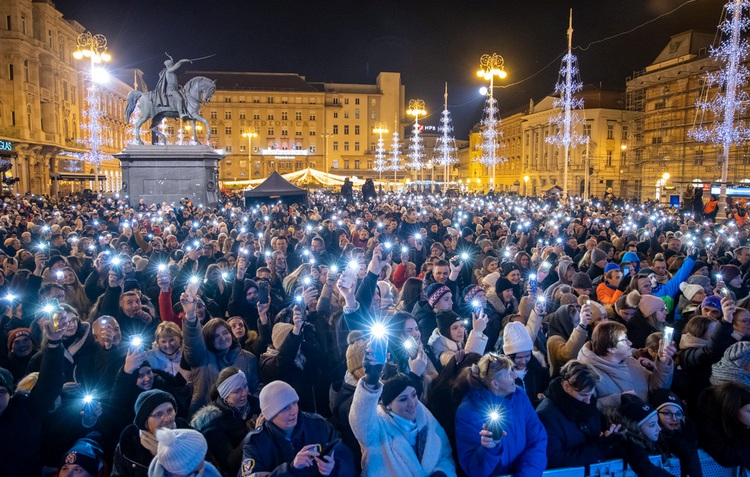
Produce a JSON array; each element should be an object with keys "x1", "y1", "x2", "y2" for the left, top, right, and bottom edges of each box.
[{"x1": 427, "y1": 328, "x2": 487, "y2": 367}]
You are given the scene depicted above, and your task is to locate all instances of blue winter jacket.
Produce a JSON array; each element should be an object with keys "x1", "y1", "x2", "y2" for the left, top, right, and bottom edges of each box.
[
  {"x1": 455, "y1": 387, "x2": 548, "y2": 477},
  {"x1": 653, "y1": 257, "x2": 695, "y2": 299}
]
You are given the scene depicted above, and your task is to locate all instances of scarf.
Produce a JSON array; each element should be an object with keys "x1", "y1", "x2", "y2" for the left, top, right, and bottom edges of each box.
[
  {"x1": 711, "y1": 354, "x2": 750, "y2": 388},
  {"x1": 139, "y1": 430, "x2": 159, "y2": 456},
  {"x1": 388, "y1": 411, "x2": 427, "y2": 461},
  {"x1": 546, "y1": 377, "x2": 599, "y2": 434}
]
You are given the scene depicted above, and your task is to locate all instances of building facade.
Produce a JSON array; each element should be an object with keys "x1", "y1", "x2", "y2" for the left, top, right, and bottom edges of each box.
[
  {"x1": 625, "y1": 30, "x2": 750, "y2": 201},
  {"x1": 179, "y1": 71, "x2": 406, "y2": 186},
  {"x1": 0, "y1": 0, "x2": 136, "y2": 196}
]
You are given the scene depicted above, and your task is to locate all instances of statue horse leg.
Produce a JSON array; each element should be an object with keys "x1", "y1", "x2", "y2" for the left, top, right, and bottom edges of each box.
[
  {"x1": 133, "y1": 99, "x2": 150, "y2": 145},
  {"x1": 190, "y1": 119, "x2": 199, "y2": 145}
]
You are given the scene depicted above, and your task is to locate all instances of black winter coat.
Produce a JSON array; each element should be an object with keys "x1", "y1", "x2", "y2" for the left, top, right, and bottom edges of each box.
[
  {"x1": 191, "y1": 399, "x2": 253, "y2": 477},
  {"x1": 239, "y1": 412, "x2": 355, "y2": 477},
  {"x1": 515, "y1": 355, "x2": 550, "y2": 409},
  {"x1": 695, "y1": 386, "x2": 750, "y2": 469},
  {"x1": 328, "y1": 379, "x2": 361, "y2": 473},
  {"x1": 658, "y1": 419, "x2": 703, "y2": 477},
  {"x1": 536, "y1": 378, "x2": 618, "y2": 469},
  {"x1": 0, "y1": 345, "x2": 64, "y2": 477},
  {"x1": 111, "y1": 418, "x2": 191, "y2": 477}
]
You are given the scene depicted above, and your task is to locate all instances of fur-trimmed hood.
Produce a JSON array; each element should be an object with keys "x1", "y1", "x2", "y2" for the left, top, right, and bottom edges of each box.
[{"x1": 190, "y1": 403, "x2": 224, "y2": 433}]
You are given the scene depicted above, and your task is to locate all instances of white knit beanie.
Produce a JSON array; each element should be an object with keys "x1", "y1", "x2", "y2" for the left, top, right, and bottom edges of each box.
[
  {"x1": 503, "y1": 321, "x2": 534, "y2": 356},
  {"x1": 154, "y1": 428, "x2": 207, "y2": 475},
  {"x1": 260, "y1": 381, "x2": 300, "y2": 420},
  {"x1": 482, "y1": 271, "x2": 501, "y2": 289}
]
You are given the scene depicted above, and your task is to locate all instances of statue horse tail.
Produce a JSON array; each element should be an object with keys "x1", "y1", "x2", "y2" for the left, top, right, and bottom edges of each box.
[{"x1": 126, "y1": 90, "x2": 144, "y2": 122}]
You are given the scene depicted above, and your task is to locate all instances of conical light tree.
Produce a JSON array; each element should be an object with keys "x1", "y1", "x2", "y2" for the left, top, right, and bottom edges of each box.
[
  {"x1": 406, "y1": 99, "x2": 426, "y2": 187},
  {"x1": 690, "y1": 0, "x2": 750, "y2": 221},
  {"x1": 80, "y1": 86, "x2": 112, "y2": 188},
  {"x1": 546, "y1": 10, "x2": 588, "y2": 199},
  {"x1": 434, "y1": 83, "x2": 457, "y2": 192},
  {"x1": 373, "y1": 124, "x2": 389, "y2": 181},
  {"x1": 387, "y1": 131, "x2": 404, "y2": 185}
]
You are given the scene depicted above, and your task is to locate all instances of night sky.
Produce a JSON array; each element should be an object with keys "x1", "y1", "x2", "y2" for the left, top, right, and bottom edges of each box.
[{"x1": 54, "y1": 0, "x2": 727, "y2": 138}]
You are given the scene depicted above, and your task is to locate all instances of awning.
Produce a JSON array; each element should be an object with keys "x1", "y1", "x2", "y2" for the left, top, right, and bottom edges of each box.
[{"x1": 50, "y1": 173, "x2": 106, "y2": 182}]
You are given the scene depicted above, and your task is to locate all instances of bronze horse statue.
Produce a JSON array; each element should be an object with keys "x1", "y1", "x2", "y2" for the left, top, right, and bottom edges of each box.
[{"x1": 125, "y1": 76, "x2": 216, "y2": 145}]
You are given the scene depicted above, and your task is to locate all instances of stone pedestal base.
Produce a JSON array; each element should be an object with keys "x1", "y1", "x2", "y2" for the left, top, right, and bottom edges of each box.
[{"x1": 115, "y1": 145, "x2": 223, "y2": 207}]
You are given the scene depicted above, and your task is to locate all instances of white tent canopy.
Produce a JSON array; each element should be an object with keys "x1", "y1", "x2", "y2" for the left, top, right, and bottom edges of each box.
[{"x1": 244, "y1": 168, "x2": 390, "y2": 189}]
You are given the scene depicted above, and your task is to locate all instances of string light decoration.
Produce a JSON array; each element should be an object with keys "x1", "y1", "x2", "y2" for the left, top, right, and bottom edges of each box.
[
  {"x1": 434, "y1": 83, "x2": 458, "y2": 192},
  {"x1": 476, "y1": 53, "x2": 508, "y2": 186},
  {"x1": 689, "y1": 0, "x2": 750, "y2": 221},
  {"x1": 406, "y1": 99, "x2": 427, "y2": 184},
  {"x1": 373, "y1": 124, "x2": 389, "y2": 181},
  {"x1": 126, "y1": 101, "x2": 142, "y2": 145},
  {"x1": 546, "y1": 10, "x2": 588, "y2": 199},
  {"x1": 387, "y1": 131, "x2": 404, "y2": 184},
  {"x1": 79, "y1": 87, "x2": 112, "y2": 179}
]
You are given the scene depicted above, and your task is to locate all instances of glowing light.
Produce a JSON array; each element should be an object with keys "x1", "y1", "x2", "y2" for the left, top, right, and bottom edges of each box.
[
  {"x1": 348, "y1": 260, "x2": 359, "y2": 270},
  {"x1": 130, "y1": 336, "x2": 143, "y2": 347},
  {"x1": 189, "y1": 276, "x2": 200, "y2": 284},
  {"x1": 371, "y1": 322, "x2": 387, "y2": 339},
  {"x1": 4, "y1": 293, "x2": 15, "y2": 302},
  {"x1": 111, "y1": 257, "x2": 122, "y2": 266},
  {"x1": 83, "y1": 394, "x2": 94, "y2": 404}
]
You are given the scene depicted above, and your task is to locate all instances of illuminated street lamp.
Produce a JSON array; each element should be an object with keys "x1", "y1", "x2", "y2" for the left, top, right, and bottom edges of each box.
[
  {"x1": 406, "y1": 99, "x2": 426, "y2": 189},
  {"x1": 73, "y1": 31, "x2": 111, "y2": 192},
  {"x1": 476, "y1": 53, "x2": 507, "y2": 186},
  {"x1": 242, "y1": 131, "x2": 258, "y2": 180},
  {"x1": 523, "y1": 175, "x2": 530, "y2": 196}
]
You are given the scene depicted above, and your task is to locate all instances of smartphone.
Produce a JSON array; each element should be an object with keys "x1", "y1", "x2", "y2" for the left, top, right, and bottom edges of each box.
[
  {"x1": 404, "y1": 336, "x2": 418, "y2": 359},
  {"x1": 370, "y1": 335, "x2": 388, "y2": 365},
  {"x1": 528, "y1": 274, "x2": 538, "y2": 295},
  {"x1": 486, "y1": 413, "x2": 504, "y2": 440},
  {"x1": 317, "y1": 438, "x2": 341, "y2": 458},
  {"x1": 339, "y1": 265, "x2": 357, "y2": 290},
  {"x1": 258, "y1": 280, "x2": 270, "y2": 305},
  {"x1": 662, "y1": 327, "x2": 674, "y2": 353}
]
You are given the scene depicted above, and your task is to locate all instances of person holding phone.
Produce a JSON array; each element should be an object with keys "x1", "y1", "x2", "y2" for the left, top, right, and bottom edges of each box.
[
  {"x1": 454, "y1": 353, "x2": 547, "y2": 477},
  {"x1": 349, "y1": 343, "x2": 456, "y2": 477},
  {"x1": 239, "y1": 380, "x2": 354, "y2": 477}
]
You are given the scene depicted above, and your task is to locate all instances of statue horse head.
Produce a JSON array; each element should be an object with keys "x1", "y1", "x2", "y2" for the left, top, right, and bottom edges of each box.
[{"x1": 183, "y1": 76, "x2": 216, "y2": 105}]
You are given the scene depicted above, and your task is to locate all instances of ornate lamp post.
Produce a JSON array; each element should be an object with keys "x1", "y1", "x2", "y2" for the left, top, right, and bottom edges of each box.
[
  {"x1": 73, "y1": 31, "x2": 111, "y2": 193},
  {"x1": 476, "y1": 53, "x2": 507, "y2": 186}
]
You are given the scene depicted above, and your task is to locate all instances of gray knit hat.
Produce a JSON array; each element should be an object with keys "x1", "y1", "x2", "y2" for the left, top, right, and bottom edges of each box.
[
  {"x1": 710, "y1": 341, "x2": 750, "y2": 388},
  {"x1": 259, "y1": 381, "x2": 299, "y2": 420}
]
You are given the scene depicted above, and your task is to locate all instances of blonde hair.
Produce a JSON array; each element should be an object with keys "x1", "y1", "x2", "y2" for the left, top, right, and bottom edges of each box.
[
  {"x1": 155, "y1": 321, "x2": 182, "y2": 342},
  {"x1": 468, "y1": 353, "x2": 513, "y2": 389}
]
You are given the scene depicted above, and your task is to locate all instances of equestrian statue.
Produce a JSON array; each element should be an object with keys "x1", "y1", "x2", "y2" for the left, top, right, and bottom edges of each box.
[{"x1": 125, "y1": 53, "x2": 216, "y2": 145}]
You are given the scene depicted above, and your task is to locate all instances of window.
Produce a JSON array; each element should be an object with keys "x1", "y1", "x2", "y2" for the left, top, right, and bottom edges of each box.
[
  {"x1": 583, "y1": 124, "x2": 591, "y2": 138},
  {"x1": 268, "y1": 127, "x2": 274, "y2": 135},
  {"x1": 354, "y1": 142, "x2": 360, "y2": 151},
  {"x1": 354, "y1": 160, "x2": 360, "y2": 169},
  {"x1": 333, "y1": 97, "x2": 339, "y2": 105},
  {"x1": 11, "y1": 110, "x2": 16, "y2": 126},
  {"x1": 344, "y1": 112, "x2": 349, "y2": 119},
  {"x1": 309, "y1": 113, "x2": 316, "y2": 121},
  {"x1": 225, "y1": 127, "x2": 232, "y2": 135},
  {"x1": 48, "y1": 30, "x2": 53, "y2": 48},
  {"x1": 253, "y1": 97, "x2": 260, "y2": 103},
  {"x1": 239, "y1": 112, "x2": 246, "y2": 119},
  {"x1": 210, "y1": 111, "x2": 217, "y2": 119},
  {"x1": 295, "y1": 112, "x2": 302, "y2": 120},
  {"x1": 309, "y1": 146, "x2": 316, "y2": 152},
  {"x1": 253, "y1": 114, "x2": 260, "y2": 120},
  {"x1": 8, "y1": 64, "x2": 13, "y2": 80},
  {"x1": 371, "y1": 142, "x2": 376, "y2": 152},
  {"x1": 367, "y1": 161, "x2": 372, "y2": 169},
  {"x1": 267, "y1": 97, "x2": 274, "y2": 104},
  {"x1": 606, "y1": 150, "x2": 613, "y2": 167},
  {"x1": 370, "y1": 111, "x2": 375, "y2": 120},
  {"x1": 354, "y1": 125, "x2": 360, "y2": 135},
  {"x1": 344, "y1": 141, "x2": 350, "y2": 151},
  {"x1": 267, "y1": 113, "x2": 274, "y2": 120},
  {"x1": 344, "y1": 125, "x2": 349, "y2": 135},
  {"x1": 607, "y1": 124, "x2": 614, "y2": 140},
  {"x1": 344, "y1": 98, "x2": 349, "y2": 105},
  {"x1": 224, "y1": 97, "x2": 232, "y2": 103},
  {"x1": 225, "y1": 111, "x2": 231, "y2": 120},
  {"x1": 20, "y1": 15, "x2": 26, "y2": 35},
  {"x1": 333, "y1": 141, "x2": 339, "y2": 151},
  {"x1": 281, "y1": 97, "x2": 288, "y2": 104},
  {"x1": 6, "y1": 15, "x2": 10, "y2": 30},
  {"x1": 225, "y1": 145, "x2": 232, "y2": 152},
  {"x1": 240, "y1": 145, "x2": 246, "y2": 152},
  {"x1": 344, "y1": 160, "x2": 350, "y2": 169},
  {"x1": 295, "y1": 161, "x2": 303, "y2": 169},
  {"x1": 622, "y1": 125, "x2": 628, "y2": 141},
  {"x1": 309, "y1": 131, "x2": 316, "y2": 136},
  {"x1": 295, "y1": 131, "x2": 302, "y2": 136},
  {"x1": 281, "y1": 129, "x2": 288, "y2": 136},
  {"x1": 23, "y1": 60, "x2": 29, "y2": 82},
  {"x1": 355, "y1": 108, "x2": 360, "y2": 119},
  {"x1": 333, "y1": 125, "x2": 339, "y2": 134},
  {"x1": 333, "y1": 112, "x2": 338, "y2": 119},
  {"x1": 211, "y1": 127, "x2": 218, "y2": 135},
  {"x1": 281, "y1": 111, "x2": 288, "y2": 120},
  {"x1": 26, "y1": 105, "x2": 31, "y2": 129},
  {"x1": 355, "y1": 98, "x2": 360, "y2": 105}
]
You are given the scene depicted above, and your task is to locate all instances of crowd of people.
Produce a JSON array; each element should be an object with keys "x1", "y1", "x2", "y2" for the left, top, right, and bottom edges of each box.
[{"x1": 0, "y1": 187, "x2": 749, "y2": 477}]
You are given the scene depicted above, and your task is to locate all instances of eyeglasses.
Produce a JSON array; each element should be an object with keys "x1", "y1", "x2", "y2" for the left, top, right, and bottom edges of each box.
[
  {"x1": 149, "y1": 407, "x2": 176, "y2": 420},
  {"x1": 658, "y1": 410, "x2": 684, "y2": 420}
]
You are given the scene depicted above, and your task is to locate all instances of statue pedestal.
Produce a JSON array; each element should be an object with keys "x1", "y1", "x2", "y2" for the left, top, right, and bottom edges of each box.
[{"x1": 115, "y1": 145, "x2": 223, "y2": 206}]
